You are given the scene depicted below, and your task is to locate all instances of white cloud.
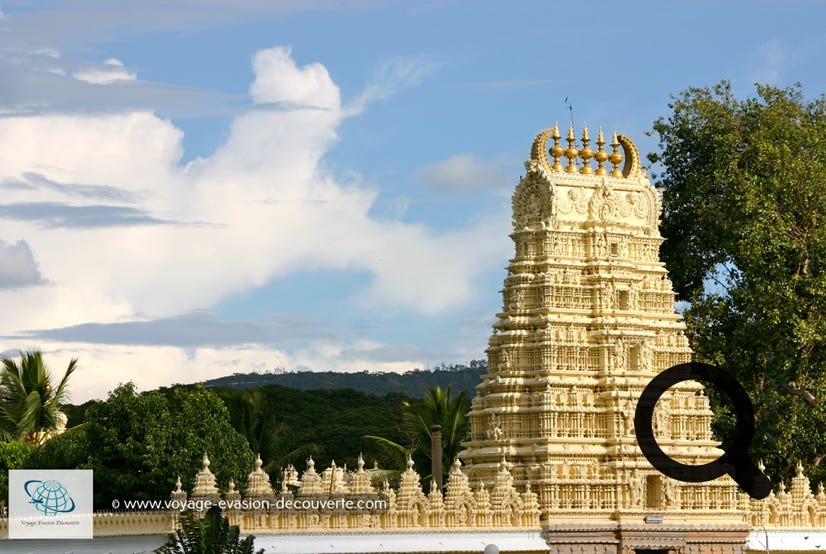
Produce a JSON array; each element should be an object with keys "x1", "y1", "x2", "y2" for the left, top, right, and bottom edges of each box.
[
  {"x1": 417, "y1": 153, "x2": 512, "y2": 190},
  {"x1": 0, "y1": 46, "x2": 509, "y2": 401},
  {"x1": 249, "y1": 46, "x2": 339, "y2": 108},
  {"x1": 73, "y1": 58, "x2": 137, "y2": 84},
  {"x1": 0, "y1": 239, "x2": 42, "y2": 288}
]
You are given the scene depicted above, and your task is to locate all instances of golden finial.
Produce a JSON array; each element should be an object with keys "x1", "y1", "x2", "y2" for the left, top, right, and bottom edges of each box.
[
  {"x1": 595, "y1": 128, "x2": 609, "y2": 176},
  {"x1": 550, "y1": 122, "x2": 564, "y2": 172},
  {"x1": 565, "y1": 123, "x2": 579, "y2": 173},
  {"x1": 609, "y1": 131, "x2": 624, "y2": 177},
  {"x1": 579, "y1": 123, "x2": 593, "y2": 174}
]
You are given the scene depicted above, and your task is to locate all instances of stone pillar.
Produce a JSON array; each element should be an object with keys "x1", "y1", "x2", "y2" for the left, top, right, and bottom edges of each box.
[{"x1": 431, "y1": 424, "x2": 443, "y2": 491}]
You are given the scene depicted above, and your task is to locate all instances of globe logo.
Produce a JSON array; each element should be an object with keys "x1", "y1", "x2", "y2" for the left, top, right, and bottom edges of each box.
[{"x1": 24, "y1": 479, "x2": 76, "y2": 516}]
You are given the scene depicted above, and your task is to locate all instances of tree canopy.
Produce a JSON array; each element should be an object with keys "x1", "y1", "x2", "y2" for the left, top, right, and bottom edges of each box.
[
  {"x1": 28, "y1": 383, "x2": 254, "y2": 509},
  {"x1": 650, "y1": 81, "x2": 826, "y2": 486},
  {"x1": 0, "y1": 350, "x2": 76, "y2": 445}
]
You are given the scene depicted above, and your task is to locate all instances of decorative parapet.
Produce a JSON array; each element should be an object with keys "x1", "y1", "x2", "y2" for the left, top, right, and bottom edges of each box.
[
  {"x1": 171, "y1": 453, "x2": 541, "y2": 533},
  {"x1": 745, "y1": 461, "x2": 826, "y2": 528},
  {"x1": 166, "y1": 453, "x2": 826, "y2": 533},
  {"x1": 92, "y1": 510, "x2": 174, "y2": 537},
  {"x1": 0, "y1": 511, "x2": 176, "y2": 538},
  {"x1": 3, "y1": 457, "x2": 820, "y2": 541}
]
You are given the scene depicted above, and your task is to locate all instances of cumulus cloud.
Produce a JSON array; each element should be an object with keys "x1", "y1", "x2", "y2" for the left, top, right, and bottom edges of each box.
[
  {"x1": 418, "y1": 153, "x2": 512, "y2": 190},
  {"x1": 249, "y1": 47, "x2": 339, "y2": 108},
  {"x1": 0, "y1": 239, "x2": 43, "y2": 288},
  {"x1": 0, "y1": 46, "x2": 510, "y2": 401}
]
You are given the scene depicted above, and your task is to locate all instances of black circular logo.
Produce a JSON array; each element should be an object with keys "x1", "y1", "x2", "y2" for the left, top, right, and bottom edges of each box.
[{"x1": 634, "y1": 362, "x2": 771, "y2": 499}]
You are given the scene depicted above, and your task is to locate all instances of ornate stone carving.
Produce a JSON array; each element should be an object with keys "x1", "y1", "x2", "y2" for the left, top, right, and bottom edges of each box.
[
  {"x1": 512, "y1": 175, "x2": 554, "y2": 230},
  {"x1": 460, "y1": 124, "x2": 737, "y2": 524},
  {"x1": 190, "y1": 453, "x2": 220, "y2": 504}
]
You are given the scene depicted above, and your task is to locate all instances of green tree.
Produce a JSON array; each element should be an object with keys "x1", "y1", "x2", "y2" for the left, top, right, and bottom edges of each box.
[
  {"x1": 649, "y1": 81, "x2": 826, "y2": 486},
  {"x1": 0, "y1": 440, "x2": 35, "y2": 510},
  {"x1": 218, "y1": 389, "x2": 321, "y2": 479},
  {"x1": 365, "y1": 385, "x2": 469, "y2": 486},
  {"x1": 403, "y1": 385, "x2": 469, "y2": 474},
  {"x1": 216, "y1": 384, "x2": 406, "y2": 478},
  {"x1": 156, "y1": 506, "x2": 263, "y2": 554},
  {"x1": 0, "y1": 350, "x2": 77, "y2": 445},
  {"x1": 50, "y1": 383, "x2": 254, "y2": 509}
]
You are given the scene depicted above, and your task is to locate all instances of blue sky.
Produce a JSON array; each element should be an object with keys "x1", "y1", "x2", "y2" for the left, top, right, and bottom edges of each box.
[{"x1": 1, "y1": 0, "x2": 825, "y2": 402}]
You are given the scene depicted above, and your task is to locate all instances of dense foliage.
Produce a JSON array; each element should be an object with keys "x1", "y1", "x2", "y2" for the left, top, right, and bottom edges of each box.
[
  {"x1": 215, "y1": 384, "x2": 409, "y2": 478},
  {"x1": 650, "y1": 81, "x2": 826, "y2": 486},
  {"x1": 22, "y1": 379, "x2": 431, "y2": 503},
  {"x1": 364, "y1": 385, "x2": 470, "y2": 488},
  {"x1": 156, "y1": 506, "x2": 263, "y2": 554},
  {"x1": 27, "y1": 383, "x2": 254, "y2": 509},
  {"x1": 0, "y1": 440, "x2": 35, "y2": 509}
]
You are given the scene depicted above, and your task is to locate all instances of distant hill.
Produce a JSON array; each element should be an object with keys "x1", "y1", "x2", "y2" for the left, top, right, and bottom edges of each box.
[{"x1": 201, "y1": 361, "x2": 487, "y2": 398}]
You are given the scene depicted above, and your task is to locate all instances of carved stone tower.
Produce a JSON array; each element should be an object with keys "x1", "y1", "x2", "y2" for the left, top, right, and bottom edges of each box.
[{"x1": 459, "y1": 124, "x2": 749, "y2": 553}]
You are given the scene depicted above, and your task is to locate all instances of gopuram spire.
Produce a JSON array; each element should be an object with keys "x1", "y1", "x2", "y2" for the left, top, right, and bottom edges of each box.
[{"x1": 459, "y1": 124, "x2": 744, "y2": 526}]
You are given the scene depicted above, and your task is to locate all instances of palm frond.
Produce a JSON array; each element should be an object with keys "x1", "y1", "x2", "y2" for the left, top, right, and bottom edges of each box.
[
  {"x1": 0, "y1": 350, "x2": 78, "y2": 445},
  {"x1": 362, "y1": 435, "x2": 411, "y2": 457}
]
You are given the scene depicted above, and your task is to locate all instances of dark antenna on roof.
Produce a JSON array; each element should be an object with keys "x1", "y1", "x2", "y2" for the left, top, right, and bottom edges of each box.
[{"x1": 564, "y1": 97, "x2": 574, "y2": 127}]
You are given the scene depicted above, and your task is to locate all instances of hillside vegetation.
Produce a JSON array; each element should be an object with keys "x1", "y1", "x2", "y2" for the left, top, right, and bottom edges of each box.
[{"x1": 202, "y1": 362, "x2": 486, "y2": 398}]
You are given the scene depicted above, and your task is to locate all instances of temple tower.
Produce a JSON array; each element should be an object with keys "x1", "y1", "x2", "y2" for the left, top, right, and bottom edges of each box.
[{"x1": 459, "y1": 124, "x2": 748, "y2": 546}]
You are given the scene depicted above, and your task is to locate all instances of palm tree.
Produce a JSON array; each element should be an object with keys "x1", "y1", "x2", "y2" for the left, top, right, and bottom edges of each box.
[
  {"x1": 0, "y1": 350, "x2": 77, "y2": 445},
  {"x1": 221, "y1": 389, "x2": 321, "y2": 479},
  {"x1": 402, "y1": 385, "x2": 469, "y2": 474},
  {"x1": 156, "y1": 506, "x2": 263, "y2": 554},
  {"x1": 364, "y1": 385, "x2": 469, "y2": 484}
]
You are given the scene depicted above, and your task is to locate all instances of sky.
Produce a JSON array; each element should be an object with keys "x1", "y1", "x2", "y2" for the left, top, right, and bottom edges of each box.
[{"x1": 1, "y1": 1, "x2": 825, "y2": 403}]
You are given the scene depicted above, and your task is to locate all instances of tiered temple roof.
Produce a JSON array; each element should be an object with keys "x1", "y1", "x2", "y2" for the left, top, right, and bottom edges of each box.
[{"x1": 458, "y1": 123, "x2": 739, "y2": 524}]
